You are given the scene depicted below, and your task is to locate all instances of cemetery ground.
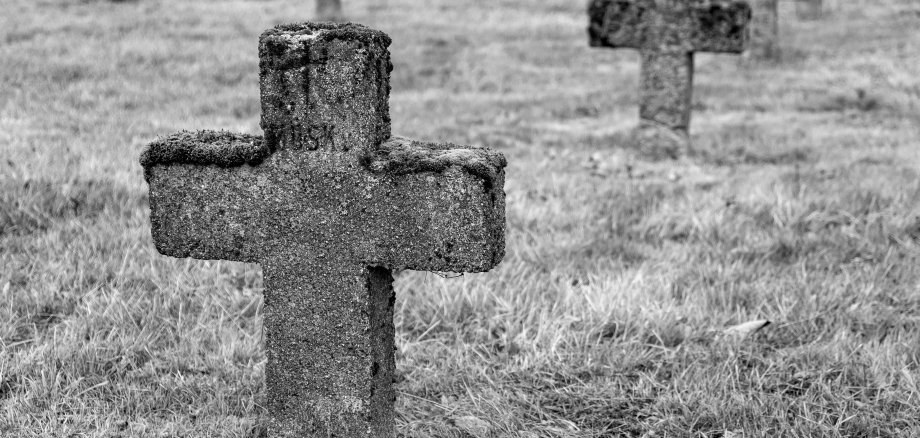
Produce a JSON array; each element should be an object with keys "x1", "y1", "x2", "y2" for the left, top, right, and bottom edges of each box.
[{"x1": 1, "y1": 0, "x2": 919, "y2": 436}]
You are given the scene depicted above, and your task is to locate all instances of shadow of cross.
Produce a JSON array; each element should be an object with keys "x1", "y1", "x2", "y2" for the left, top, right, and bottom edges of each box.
[
  {"x1": 588, "y1": 0, "x2": 752, "y2": 158},
  {"x1": 139, "y1": 23, "x2": 506, "y2": 438}
]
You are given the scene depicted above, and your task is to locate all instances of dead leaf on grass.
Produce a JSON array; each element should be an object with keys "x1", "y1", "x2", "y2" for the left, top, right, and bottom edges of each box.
[{"x1": 722, "y1": 319, "x2": 771, "y2": 340}]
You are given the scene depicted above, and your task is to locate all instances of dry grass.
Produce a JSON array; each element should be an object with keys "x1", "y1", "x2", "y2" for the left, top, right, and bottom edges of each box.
[{"x1": 3, "y1": 0, "x2": 920, "y2": 436}]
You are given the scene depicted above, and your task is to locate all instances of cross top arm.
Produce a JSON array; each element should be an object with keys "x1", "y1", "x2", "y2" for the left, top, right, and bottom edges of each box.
[{"x1": 258, "y1": 22, "x2": 393, "y2": 154}]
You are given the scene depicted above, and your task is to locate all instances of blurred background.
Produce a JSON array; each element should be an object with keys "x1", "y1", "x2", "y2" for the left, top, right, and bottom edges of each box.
[{"x1": 2, "y1": 0, "x2": 920, "y2": 436}]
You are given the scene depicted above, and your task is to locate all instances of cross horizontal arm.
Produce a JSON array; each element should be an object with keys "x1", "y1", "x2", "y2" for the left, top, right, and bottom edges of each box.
[
  {"x1": 588, "y1": 0, "x2": 644, "y2": 49},
  {"x1": 142, "y1": 131, "x2": 269, "y2": 263},
  {"x1": 142, "y1": 130, "x2": 505, "y2": 272},
  {"x1": 690, "y1": 1, "x2": 750, "y2": 53},
  {"x1": 355, "y1": 137, "x2": 506, "y2": 272},
  {"x1": 588, "y1": 0, "x2": 751, "y2": 53}
]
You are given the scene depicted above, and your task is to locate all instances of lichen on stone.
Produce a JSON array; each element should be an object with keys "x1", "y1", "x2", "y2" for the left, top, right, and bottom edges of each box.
[
  {"x1": 140, "y1": 130, "x2": 507, "y2": 191},
  {"x1": 139, "y1": 130, "x2": 270, "y2": 171},
  {"x1": 261, "y1": 22, "x2": 391, "y2": 54},
  {"x1": 359, "y1": 137, "x2": 508, "y2": 188}
]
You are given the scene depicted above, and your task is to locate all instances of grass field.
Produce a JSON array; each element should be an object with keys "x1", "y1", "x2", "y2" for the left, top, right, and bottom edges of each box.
[{"x1": 3, "y1": 0, "x2": 920, "y2": 436}]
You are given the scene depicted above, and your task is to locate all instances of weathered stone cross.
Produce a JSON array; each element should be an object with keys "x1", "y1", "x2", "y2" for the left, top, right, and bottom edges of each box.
[
  {"x1": 796, "y1": 0, "x2": 823, "y2": 21},
  {"x1": 588, "y1": 0, "x2": 752, "y2": 157},
  {"x1": 140, "y1": 23, "x2": 506, "y2": 437},
  {"x1": 748, "y1": 0, "x2": 779, "y2": 60}
]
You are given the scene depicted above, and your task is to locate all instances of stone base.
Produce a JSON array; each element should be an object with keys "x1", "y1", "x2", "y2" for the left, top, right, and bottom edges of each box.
[{"x1": 632, "y1": 123, "x2": 690, "y2": 160}]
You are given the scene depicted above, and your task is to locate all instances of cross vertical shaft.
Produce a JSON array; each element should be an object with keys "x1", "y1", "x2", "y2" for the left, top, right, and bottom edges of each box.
[
  {"x1": 261, "y1": 252, "x2": 396, "y2": 436},
  {"x1": 639, "y1": 50, "x2": 694, "y2": 134},
  {"x1": 748, "y1": 0, "x2": 779, "y2": 60}
]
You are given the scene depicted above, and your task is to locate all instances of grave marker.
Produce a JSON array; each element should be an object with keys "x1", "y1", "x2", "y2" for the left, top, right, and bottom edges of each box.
[
  {"x1": 140, "y1": 23, "x2": 506, "y2": 438},
  {"x1": 588, "y1": 0, "x2": 752, "y2": 157},
  {"x1": 748, "y1": 0, "x2": 779, "y2": 60},
  {"x1": 796, "y1": 0, "x2": 822, "y2": 20}
]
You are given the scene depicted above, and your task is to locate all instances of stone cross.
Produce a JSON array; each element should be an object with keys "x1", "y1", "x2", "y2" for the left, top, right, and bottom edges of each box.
[
  {"x1": 747, "y1": 0, "x2": 779, "y2": 60},
  {"x1": 140, "y1": 23, "x2": 506, "y2": 437},
  {"x1": 588, "y1": 0, "x2": 752, "y2": 157},
  {"x1": 795, "y1": 0, "x2": 822, "y2": 20}
]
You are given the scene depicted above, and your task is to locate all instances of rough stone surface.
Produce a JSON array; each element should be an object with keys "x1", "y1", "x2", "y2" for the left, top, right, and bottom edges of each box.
[
  {"x1": 795, "y1": 0, "x2": 822, "y2": 20},
  {"x1": 587, "y1": 0, "x2": 752, "y2": 156},
  {"x1": 141, "y1": 22, "x2": 506, "y2": 438},
  {"x1": 259, "y1": 22, "x2": 392, "y2": 154},
  {"x1": 747, "y1": 0, "x2": 779, "y2": 60}
]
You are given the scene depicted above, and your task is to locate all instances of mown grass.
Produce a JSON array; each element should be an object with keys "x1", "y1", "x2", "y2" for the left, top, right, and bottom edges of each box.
[{"x1": 2, "y1": 0, "x2": 920, "y2": 436}]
